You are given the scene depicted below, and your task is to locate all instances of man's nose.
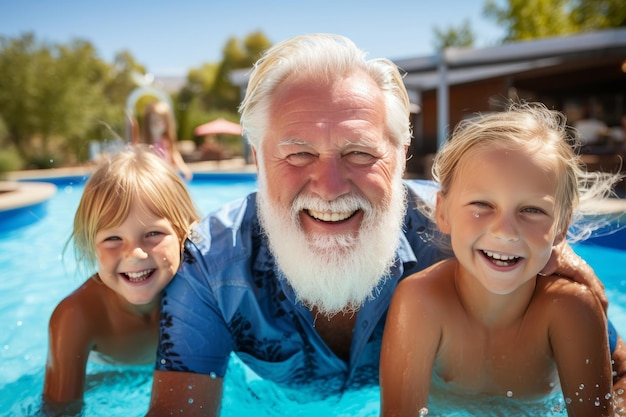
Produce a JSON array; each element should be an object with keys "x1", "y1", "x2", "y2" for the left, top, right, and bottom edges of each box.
[{"x1": 309, "y1": 157, "x2": 351, "y2": 201}]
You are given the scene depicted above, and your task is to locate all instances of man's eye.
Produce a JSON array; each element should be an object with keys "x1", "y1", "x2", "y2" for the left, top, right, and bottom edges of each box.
[
  {"x1": 285, "y1": 152, "x2": 315, "y2": 166},
  {"x1": 345, "y1": 151, "x2": 376, "y2": 165}
]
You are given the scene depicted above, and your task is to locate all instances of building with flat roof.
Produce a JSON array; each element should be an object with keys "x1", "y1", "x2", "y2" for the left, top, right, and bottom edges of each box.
[{"x1": 395, "y1": 28, "x2": 626, "y2": 177}]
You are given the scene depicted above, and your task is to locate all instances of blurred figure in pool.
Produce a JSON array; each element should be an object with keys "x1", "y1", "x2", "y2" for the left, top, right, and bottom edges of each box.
[
  {"x1": 42, "y1": 146, "x2": 200, "y2": 415},
  {"x1": 146, "y1": 34, "x2": 626, "y2": 416},
  {"x1": 135, "y1": 100, "x2": 193, "y2": 181},
  {"x1": 380, "y1": 103, "x2": 621, "y2": 416}
]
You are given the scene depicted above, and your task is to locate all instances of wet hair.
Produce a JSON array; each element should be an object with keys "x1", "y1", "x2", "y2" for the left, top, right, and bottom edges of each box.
[
  {"x1": 141, "y1": 101, "x2": 177, "y2": 145},
  {"x1": 429, "y1": 101, "x2": 623, "y2": 242},
  {"x1": 70, "y1": 145, "x2": 200, "y2": 272},
  {"x1": 239, "y1": 33, "x2": 412, "y2": 153}
]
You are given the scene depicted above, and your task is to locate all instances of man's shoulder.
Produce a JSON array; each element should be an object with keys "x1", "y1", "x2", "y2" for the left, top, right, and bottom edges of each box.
[
  {"x1": 404, "y1": 179, "x2": 438, "y2": 206},
  {"x1": 190, "y1": 192, "x2": 259, "y2": 246},
  {"x1": 180, "y1": 192, "x2": 269, "y2": 283}
]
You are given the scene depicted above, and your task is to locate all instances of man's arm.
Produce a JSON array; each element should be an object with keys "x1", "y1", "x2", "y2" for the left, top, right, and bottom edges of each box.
[
  {"x1": 540, "y1": 239, "x2": 607, "y2": 309},
  {"x1": 146, "y1": 370, "x2": 223, "y2": 417}
]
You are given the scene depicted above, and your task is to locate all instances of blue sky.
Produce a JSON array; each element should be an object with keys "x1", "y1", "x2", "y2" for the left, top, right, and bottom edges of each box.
[{"x1": 0, "y1": 0, "x2": 504, "y2": 77}]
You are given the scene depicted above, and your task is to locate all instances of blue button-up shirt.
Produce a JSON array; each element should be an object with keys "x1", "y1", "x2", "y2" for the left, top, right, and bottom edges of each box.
[{"x1": 156, "y1": 180, "x2": 444, "y2": 391}]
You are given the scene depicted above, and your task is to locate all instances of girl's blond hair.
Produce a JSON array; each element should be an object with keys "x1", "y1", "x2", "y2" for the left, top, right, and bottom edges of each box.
[
  {"x1": 71, "y1": 145, "x2": 200, "y2": 271},
  {"x1": 430, "y1": 101, "x2": 623, "y2": 243}
]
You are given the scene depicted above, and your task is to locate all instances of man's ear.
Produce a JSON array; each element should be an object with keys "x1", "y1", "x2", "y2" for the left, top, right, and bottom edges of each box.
[
  {"x1": 435, "y1": 191, "x2": 451, "y2": 234},
  {"x1": 252, "y1": 146, "x2": 259, "y2": 169}
]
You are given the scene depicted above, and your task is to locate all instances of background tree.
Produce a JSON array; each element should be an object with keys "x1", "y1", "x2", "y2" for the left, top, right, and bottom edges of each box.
[
  {"x1": 176, "y1": 31, "x2": 271, "y2": 155},
  {"x1": 484, "y1": 0, "x2": 624, "y2": 42},
  {"x1": 0, "y1": 33, "x2": 141, "y2": 168},
  {"x1": 432, "y1": 19, "x2": 476, "y2": 50}
]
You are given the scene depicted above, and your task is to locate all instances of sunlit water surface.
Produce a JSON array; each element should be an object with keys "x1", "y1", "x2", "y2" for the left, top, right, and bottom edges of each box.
[{"x1": 0, "y1": 176, "x2": 624, "y2": 416}]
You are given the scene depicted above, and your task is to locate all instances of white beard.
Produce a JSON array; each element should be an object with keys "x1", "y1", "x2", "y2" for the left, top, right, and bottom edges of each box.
[{"x1": 256, "y1": 168, "x2": 407, "y2": 317}]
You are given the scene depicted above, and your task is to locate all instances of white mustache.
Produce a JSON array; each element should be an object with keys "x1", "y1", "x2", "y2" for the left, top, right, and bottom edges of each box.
[{"x1": 291, "y1": 193, "x2": 373, "y2": 219}]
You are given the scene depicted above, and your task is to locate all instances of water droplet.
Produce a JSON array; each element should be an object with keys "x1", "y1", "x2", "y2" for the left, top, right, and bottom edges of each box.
[
  {"x1": 473, "y1": 212, "x2": 480, "y2": 218},
  {"x1": 160, "y1": 359, "x2": 167, "y2": 364},
  {"x1": 605, "y1": 393, "x2": 612, "y2": 399},
  {"x1": 187, "y1": 385, "x2": 193, "y2": 390},
  {"x1": 209, "y1": 372, "x2": 217, "y2": 379},
  {"x1": 16, "y1": 321, "x2": 23, "y2": 327},
  {"x1": 565, "y1": 397, "x2": 572, "y2": 404},
  {"x1": 579, "y1": 383, "x2": 585, "y2": 390},
  {"x1": 595, "y1": 398, "x2": 600, "y2": 406},
  {"x1": 506, "y1": 391, "x2": 513, "y2": 398},
  {"x1": 418, "y1": 407, "x2": 429, "y2": 416},
  {"x1": 188, "y1": 398, "x2": 194, "y2": 404}
]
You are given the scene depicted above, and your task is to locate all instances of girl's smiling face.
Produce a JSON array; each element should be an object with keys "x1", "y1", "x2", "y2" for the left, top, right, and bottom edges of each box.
[
  {"x1": 436, "y1": 146, "x2": 563, "y2": 295},
  {"x1": 95, "y1": 201, "x2": 181, "y2": 306}
]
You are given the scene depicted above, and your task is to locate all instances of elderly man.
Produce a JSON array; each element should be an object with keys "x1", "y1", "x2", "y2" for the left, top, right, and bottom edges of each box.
[{"x1": 146, "y1": 34, "x2": 625, "y2": 416}]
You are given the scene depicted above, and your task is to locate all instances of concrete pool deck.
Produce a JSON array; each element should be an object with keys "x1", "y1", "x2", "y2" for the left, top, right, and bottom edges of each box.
[{"x1": 0, "y1": 158, "x2": 256, "y2": 215}]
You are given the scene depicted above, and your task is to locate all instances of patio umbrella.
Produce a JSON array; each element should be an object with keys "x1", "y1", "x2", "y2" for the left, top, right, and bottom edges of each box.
[{"x1": 194, "y1": 118, "x2": 242, "y2": 136}]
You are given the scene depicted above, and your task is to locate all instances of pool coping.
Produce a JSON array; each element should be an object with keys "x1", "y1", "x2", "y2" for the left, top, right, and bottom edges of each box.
[
  {"x1": 0, "y1": 158, "x2": 257, "y2": 215},
  {"x1": 0, "y1": 181, "x2": 57, "y2": 213}
]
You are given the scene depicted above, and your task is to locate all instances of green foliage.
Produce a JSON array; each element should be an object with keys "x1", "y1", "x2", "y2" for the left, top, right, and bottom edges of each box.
[
  {"x1": 570, "y1": 0, "x2": 626, "y2": 29},
  {"x1": 182, "y1": 31, "x2": 272, "y2": 113},
  {"x1": 0, "y1": 147, "x2": 23, "y2": 178},
  {"x1": 0, "y1": 33, "x2": 142, "y2": 168},
  {"x1": 433, "y1": 19, "x2": 476, "y2": 50},
  {"x1": 0, "y1": 30, "x2": 270, "y2": 172},
  {"x1": 483, "y1": 0, "x2": 625, "y2": 42}
]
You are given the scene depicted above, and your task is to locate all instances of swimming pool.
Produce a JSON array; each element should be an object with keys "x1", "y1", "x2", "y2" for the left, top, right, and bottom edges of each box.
[{"x1": 0, "y1": 175, "x2": 624, "y2": 416}]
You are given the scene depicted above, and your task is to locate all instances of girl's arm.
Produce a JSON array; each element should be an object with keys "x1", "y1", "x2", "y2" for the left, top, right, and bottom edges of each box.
[
  {"x1": 380, "y1": 276, "x2": 441, "y2": 417},
  {"x1": 42, "y1": 293, "x2": 94, "y2": 408},
  {"x1": 550, "y1": 281, "x2": 614, "y2": 416},
  {"x1": 171, "y1": 147, "x2": 193, "y2": 181}
]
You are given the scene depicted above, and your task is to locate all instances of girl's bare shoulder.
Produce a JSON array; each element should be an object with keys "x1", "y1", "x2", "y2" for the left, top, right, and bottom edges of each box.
[
  {"x1": 396, "y1": 258, "x2": 457, "y2": 302},
  {"x1": 49, "y1": 277, "x2": 109, "y2": 328}
]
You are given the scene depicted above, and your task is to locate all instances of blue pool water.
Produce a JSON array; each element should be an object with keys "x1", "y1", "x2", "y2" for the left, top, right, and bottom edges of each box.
[{"x1": 0, "y1": 175, "x2": 624, "y2": 416}]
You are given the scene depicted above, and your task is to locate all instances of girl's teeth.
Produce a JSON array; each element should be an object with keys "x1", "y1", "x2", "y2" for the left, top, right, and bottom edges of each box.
[
  {"x1": 125, "y1": 270, "x2": 153, "y2": 282},
  {"x1": 483, "y1": 250, "x2": 519, "y2": 262}
]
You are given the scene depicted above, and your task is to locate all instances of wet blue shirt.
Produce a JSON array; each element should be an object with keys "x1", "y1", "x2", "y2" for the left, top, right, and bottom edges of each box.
[{"x1": 155, "y1": 180, "x2": 444, "y2": 390}]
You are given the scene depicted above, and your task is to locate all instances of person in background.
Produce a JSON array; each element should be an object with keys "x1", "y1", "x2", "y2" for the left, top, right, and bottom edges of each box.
[
  {"x1": 42, "y1": 146, "x2": 200, "y2": 416},
  {"x1": 573, "y1": 107, "x2": 609, "y2": 147},
  {"x1": 136, "y1": 101, "x2": 193, "y2": 181},
  {"x1": 146, "y1": 34, "x2": 626, "y2": 416},
  {"x1": 380, "y1": 103, "x2": 623, "y2": 417}
]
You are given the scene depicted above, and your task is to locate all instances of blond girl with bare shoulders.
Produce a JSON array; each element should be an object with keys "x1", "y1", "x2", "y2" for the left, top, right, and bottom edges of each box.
[
  {"x1": 42, "y1": 146, "x2": 199, "y2": 415},
  {"x1": 380, "y1": 103, "x2": 623, "y2": 416}
]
